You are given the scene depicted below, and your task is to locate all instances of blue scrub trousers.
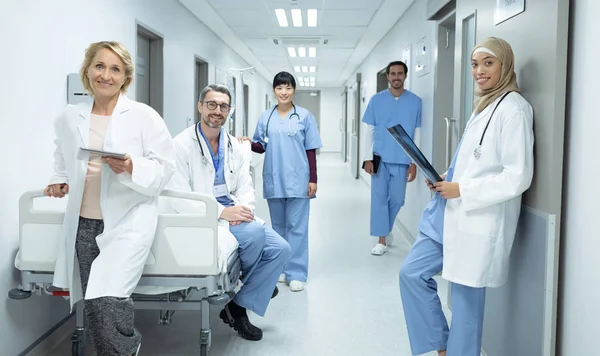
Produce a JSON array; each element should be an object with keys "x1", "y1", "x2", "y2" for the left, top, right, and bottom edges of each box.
[
  {"x1": 267, "y1": 198, "x2": 310, "y2": 282},
  {"x1": 229, "y1": 220, "x2": 290, "y2": 317},
  {"x1": 370, "y1": 162, "x2": 408, "y2": 237},
  {"x1": 399, "y1": 233, "x2": 486, "y2": 356}
]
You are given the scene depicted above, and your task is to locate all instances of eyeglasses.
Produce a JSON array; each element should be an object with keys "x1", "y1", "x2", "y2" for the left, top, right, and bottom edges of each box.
[{"x1": 201, "y1": 101, "x2": 231, "y2": 113}]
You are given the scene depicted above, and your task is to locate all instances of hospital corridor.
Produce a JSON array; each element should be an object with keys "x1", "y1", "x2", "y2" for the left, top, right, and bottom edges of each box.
[
  {"x1": 38, "y1": 153, "x2": 450, "y2": 356},
  {"x1": 1, "y1": 0, "x2": 599, "y2": 356}
]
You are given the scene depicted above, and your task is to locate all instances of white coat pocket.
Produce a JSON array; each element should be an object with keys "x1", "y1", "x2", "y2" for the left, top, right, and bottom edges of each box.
[{"x1": 457, "y1": 204, "x2": 502, "y2": 238}]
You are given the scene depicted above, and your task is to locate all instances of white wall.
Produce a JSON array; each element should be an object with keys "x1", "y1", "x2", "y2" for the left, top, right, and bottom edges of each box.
[
  {"x1": 319, "y1": 88, "x2": 343, "y2": 152},
  {"x1": 559, "y1": 0, "x2": 599, "y2": 354},
  {"x1": 344, "y1": 0, "x2": 436, "y2": 239},
  {"x1": 0, "y1": 1, "x2": 270, "y2": 354}
]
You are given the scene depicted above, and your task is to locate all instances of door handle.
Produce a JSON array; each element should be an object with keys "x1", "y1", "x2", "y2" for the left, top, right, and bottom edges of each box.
[{"x1": 444, "y1": 117, "x2": 458, "y2": 167}]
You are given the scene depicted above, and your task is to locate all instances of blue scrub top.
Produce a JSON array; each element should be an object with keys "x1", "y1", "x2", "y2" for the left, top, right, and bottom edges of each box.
[
  {"x1": 252, "y1": 104, "x2": 323, "y2": 199},
  {"x1": 418, "y1": 113, "x2": 479, "y2": 243},
  {"x1": 199, "y1": 126, "x2": 234, "y2": 207},
  {"x1": 362, "y1": 89, "x2": 422, "y2": 165}
]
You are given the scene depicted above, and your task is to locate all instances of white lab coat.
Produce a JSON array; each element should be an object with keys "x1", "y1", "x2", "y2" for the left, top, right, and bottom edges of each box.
[
  {"x1": 167, "y1": 125, "x2": 257, "y2": 227},
  {"x1": 50, "y1": 95, "x2": 176, "y2": 310},
  {"x1": 442, "y1": 92, "x2": 534, "y2": 288}
]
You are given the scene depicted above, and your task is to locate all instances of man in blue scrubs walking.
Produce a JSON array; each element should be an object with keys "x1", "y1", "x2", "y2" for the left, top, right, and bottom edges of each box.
[{"x1": 362, "y1": 61, "x2": 422, "y2": 255}]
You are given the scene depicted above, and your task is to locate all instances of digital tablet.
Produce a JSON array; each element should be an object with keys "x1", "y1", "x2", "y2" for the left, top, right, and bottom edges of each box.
[
  {"x1": 79, "y1": 148, "x2": 127, "y2": 160},
  {"x1": 387, "y1": 125, "x2": 443, "y2": 183}
]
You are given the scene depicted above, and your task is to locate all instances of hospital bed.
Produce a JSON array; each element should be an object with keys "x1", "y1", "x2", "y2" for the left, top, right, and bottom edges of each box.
[{"x1": 8, "y1": 189, "x2": 242, "y2": 356}]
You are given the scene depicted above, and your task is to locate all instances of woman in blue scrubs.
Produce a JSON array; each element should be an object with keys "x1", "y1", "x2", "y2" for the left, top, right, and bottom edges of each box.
[
  {"x1": 239, "y1": 71, "x2": 322, "y2": 292},
  {"x1": 399, "y1": 37, "x2": 534, "y2": 356}
]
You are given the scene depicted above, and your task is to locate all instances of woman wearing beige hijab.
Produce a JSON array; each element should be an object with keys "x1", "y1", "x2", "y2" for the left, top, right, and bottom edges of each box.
[{"x1": 398, "y1": 37, "x2": 534, "y2": 356}]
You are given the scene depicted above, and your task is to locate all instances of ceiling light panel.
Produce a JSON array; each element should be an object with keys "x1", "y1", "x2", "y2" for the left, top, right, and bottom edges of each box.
[
  {"x1": 291, "y1": 9, "x2": 303, "y2": 27},
  {"x1": 309, "y1": 47, "x2": 316, "y2": 58},
  {"x1": 302, "y1": 66, "x2": 308, "y2": 73},
  {"x1": 298, "y1": 47, "x2": 306, "y2": 57},
  {"x1": 307, "y1": 9, "x2": 317, "y2": 27},
  {"x1": 294, "y1": 66, "x2": 301, "y2": 72},
  {"x1": 309, "y1": 66, "x2": 316, "y2": 72},
  {"x1": 275, "y1": 9, "x2": 288, "y2": 27},
  {"x1": 288, "y1": 47, "x2": 297, "y2": 57}
]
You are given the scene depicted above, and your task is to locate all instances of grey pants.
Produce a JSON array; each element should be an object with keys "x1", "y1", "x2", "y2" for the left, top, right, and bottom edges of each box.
[{"x1": 76, "y1": 217, "x2": 141, "y2": 356}]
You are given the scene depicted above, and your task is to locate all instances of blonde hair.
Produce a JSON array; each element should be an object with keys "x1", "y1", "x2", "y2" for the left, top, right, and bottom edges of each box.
[{"x1": 79, "y1": 41, "x2": 134, "y2": 96}]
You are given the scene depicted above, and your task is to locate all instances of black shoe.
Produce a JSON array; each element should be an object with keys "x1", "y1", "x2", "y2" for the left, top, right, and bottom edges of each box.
[
  {"x1": 220, "y1": 305, "x2": 263, "y2": 341},
  {"x1": 271, "y1": 286, "x2": 279, "y2": 299}
]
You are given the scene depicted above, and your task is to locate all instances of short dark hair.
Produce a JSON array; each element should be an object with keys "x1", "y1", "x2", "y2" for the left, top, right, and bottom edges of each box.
[
  {"x1": 199, "y1": 84, "x2": 231, "y2": 104},
  {"x1": 273, "y1": 71, "x2": 296, "y2": 89},
  {"x1": 386, "y1": 61, "x2": 408, "y2": 75}
]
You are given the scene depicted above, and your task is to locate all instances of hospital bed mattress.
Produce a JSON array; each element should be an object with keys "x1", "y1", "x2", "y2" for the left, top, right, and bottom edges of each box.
[{"x1": 13, "y1": 189, "x2": 240, "y2": 295}]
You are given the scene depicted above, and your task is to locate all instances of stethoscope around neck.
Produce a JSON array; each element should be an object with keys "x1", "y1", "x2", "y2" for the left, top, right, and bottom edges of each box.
[
  {"x1": 264, "y1": 103, "x2": 300, "y2": 143},
  {"x1": 472, "y1": 91, "x2": 512, "y2": 160},
  {"x1": 195, "y1": 123, "x2": 233, "y2": 173}
]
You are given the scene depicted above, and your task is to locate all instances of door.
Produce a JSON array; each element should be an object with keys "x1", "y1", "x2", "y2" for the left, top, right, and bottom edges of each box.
[
  {"x1": 340, "y1": 89, "x2": 348, "y2": 162},
  {"x1": 293, "y1": 91, "x2": 321, "y2": 137},
  {"x1": 136, "y1": 35, "x2": 151, "y2": 107},
  {"x1": 229, "y1": 77, "x2": 237, "y2": 136},
  {"x1": 136, "y1": 24, "x2": 164, "y2": 117},
  {"x1": 432, "y1": 12, "x2": 457, "y2": 173},
  {"x1": 243, "y1": 84, "x2": 249, "y2": 136},
  {"x1": 348, "y1": 73, "x2": 362, "y2": 179},
  {"x1": 194, "y1": 58, "x2": 209, "y2": 125},
  {"x1": 376, "y1": 69, "x2": 389, "y2": 92}
]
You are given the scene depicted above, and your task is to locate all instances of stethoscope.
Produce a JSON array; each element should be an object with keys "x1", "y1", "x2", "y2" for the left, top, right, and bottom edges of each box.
[
  {"x1": 264, "y1": 103, "x2": 300, "y2": 143},
  {"x1": 195, "y1": 123, "x2": 233, "y2": 173},
  {"x1": 472, "y1": 91, "x2": 512, "y2": 160}
]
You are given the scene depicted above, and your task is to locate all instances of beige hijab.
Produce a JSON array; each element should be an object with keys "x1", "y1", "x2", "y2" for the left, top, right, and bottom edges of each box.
[{"x1": 471, "y1": 37, "x2": 520, "y2": 114}]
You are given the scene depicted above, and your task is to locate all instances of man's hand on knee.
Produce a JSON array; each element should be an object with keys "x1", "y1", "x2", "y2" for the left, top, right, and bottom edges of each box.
[{"x1": 221, "y1": 205, "x2": 254, "y2": 223}]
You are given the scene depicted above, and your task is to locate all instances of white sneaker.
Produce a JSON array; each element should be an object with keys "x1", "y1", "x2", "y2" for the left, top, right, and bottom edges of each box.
[
  {"x1": 386, "y1": 233, "x2": 394, "y2": 247},
  {"x1": 371, "y1": 243, "x2": 388, "y2": 256},
  {"x1": 289, "y1": 280, "x2": 304, "y2": 292},
  {"x1": 278, "y1": 273, "x2": 286, "y2": 283}
]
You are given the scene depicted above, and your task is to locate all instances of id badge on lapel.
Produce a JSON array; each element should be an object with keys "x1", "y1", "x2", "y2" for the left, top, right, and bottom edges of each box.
[{"x1": 214, "y1": 184, "x2": 228, "y2": 198}]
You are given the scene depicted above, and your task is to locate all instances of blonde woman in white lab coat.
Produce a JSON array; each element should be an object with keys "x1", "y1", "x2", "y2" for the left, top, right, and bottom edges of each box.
[
  {"x1": 44, "y1": 41, "x2": 175, "y2": 356},
  {"x1": 399, "y1": 37, "x2": 534, "y2": 356}
]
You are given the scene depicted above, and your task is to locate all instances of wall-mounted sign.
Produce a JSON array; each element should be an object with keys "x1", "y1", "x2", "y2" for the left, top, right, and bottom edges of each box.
[
  {"x1": 495, "y1": 0, "x2": 525, "y2": 25},
  {"x1": 402, "y1": 44, "x2": 412, "y2": 90}
]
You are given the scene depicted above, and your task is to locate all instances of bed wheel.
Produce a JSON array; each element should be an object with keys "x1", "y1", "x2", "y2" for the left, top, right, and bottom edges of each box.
[
  {"x1": 71, "y1": 330, "x2": 85, "y2": 356},
  {"x1": 200, "y1": 344, "x2": 208, "y2": 356},
  {"x1": 8, "y1": 288, "x2": 31, "y2": 300}
]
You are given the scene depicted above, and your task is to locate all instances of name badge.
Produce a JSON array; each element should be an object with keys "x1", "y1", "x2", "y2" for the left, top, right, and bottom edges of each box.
[{"x1": 214, "y1": 184, "x2": 228, "y2": 198}]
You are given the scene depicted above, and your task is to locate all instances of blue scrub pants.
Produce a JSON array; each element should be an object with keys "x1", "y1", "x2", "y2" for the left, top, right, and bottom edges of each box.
[
  {"x1": 267, "y1": 198, "x2": 310, "y2": 283},
  {"x1": 399, "y1": 233, "x2": 486, "y2": 356},
  {"x1": 229, "y1": 220, "x2": 290, "y2": 317},
  {"x1": 370, "y1": 162, "x2": 408, "y2": 237}
]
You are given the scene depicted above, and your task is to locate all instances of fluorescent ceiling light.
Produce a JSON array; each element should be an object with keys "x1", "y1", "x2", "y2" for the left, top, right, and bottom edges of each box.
[
  {"x1": 288, "y1": 47, "x2": 297, "y2": 57},
  {"x1": 310, "y1": 77, "x2": 315, "y2": 82},
  {"x1": 299, "y1": 82, "x2": 305, "y2": 87},
  {"x1": 298, "y1": 47, "x2": 306, "y2": 57},
  {"x1": 309, "y1": 66, "x2": 316, "y2": 72},
  {"x1": 307, "y1": 9, "x2": 317, "y2": 27},
  {"x1": 291, "y1": 9, "x2": 303, "y2": 27},
  {"x1": 310, "y1": 83, "x2": 315, "y2": 87},
  {"x1": 275, "y1": 9, "x2": 288, "y2": 27},
  {"x1": 294, "y1": 66, "x2": 301, "y2": 72},
  {"x1": 302, "y1": 66, "x2": 308, "y2": 73},
  {"x1": 309, "y1": 47, "x2": 316, "y2": 58}
]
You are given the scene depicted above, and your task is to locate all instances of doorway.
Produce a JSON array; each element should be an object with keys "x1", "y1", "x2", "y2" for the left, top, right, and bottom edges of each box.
[
  {"x1": 294, "y1": 90, "x2": 321, "y2": 129},
  {"x1": 136, "y1": 24, "x2": 164, "y2": 117},
  {"x1": 229, "y1": 77, "x2": 237, "y2": 136},
  {"x1": 194, "y1": 57, "x2": 209, "y2": 124},
  {"x1": 340, "y1": 89, "x2": 348, "y2": 162},
  {"x1": 347, "y1": 73, "x2": 362, "y2": 179},
  {"x1": 432, "y1": 12, "x2": 457, "y2": 173},
  {"x1": 376, "y1": 69, "x2": 389, "y2": 93}
]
